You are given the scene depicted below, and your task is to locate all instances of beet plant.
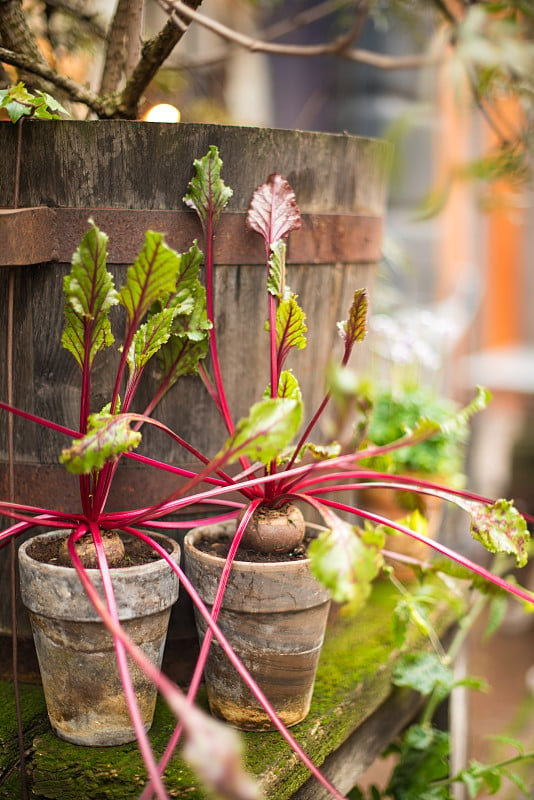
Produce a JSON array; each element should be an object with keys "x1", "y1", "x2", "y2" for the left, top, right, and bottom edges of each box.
[{"x1": 2, "y1": 146, "x2": 534, "y2": 800}]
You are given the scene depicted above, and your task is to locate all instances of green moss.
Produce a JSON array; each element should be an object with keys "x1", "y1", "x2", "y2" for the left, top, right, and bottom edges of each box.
[
  {"x1": 4, "y1": 577, "x2": 459, "y2": 800},
  {"x1": 0, "y1": 681, "x2": 47, "y2": 773}
]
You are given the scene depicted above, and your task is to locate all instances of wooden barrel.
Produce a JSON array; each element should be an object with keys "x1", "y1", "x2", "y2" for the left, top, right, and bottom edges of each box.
[{"x1": 0, "y1": 120, "x2": 389, "y2": 635}]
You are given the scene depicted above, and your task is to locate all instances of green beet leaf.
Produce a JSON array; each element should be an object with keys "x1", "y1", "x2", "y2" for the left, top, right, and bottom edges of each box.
[
  {"x1": 466, "y1": 498, "x2": 530, "y2": 567},
  {"x1": 393, "y1": 652, "x2": 454, "y2": 696},
  {"x1": 169, "y1": 242, "x2": 206, "y2": 315},
  {"x1": 308, "y1": 515, "x2": 384, "y2": 611},
  {"x1": 276, "y1": 294, "x2": 307, "y2": 359},
  {"x1": 338, "y1": 289, "x2": 368, "y2": 357},
  {"x1": 183, "y1": 146, "x2": 233, "y2": 231},
  {"x1": 276, "y1": 369, "x2": 302, "y2": 402},
  {"x1": 126, "y1": 307, "x2": 176, "y2": 376},
  {"x1": 59, "y1": 413, "x2": 142, "y2": 475},
  {"x1": 156, "y1": 328, "x2": 210, "y2": 386},
  {"x1": 218, "y1": 397, "x2": 302, "y2": 466},
  {"x1": 62, "y1": 222, "x2": 119, "y2": 369},
  {"x1": 118, "y1": 231, "x2": 181, "y2": 325},
  {"x1": 155, "y1": 267, "x2": 211, "y2": 387}
]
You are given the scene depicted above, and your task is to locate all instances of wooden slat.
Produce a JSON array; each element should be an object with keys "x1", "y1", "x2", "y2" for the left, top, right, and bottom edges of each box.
[{"x1": 0, "y1": 207, "x2": 382, "y2": 267}]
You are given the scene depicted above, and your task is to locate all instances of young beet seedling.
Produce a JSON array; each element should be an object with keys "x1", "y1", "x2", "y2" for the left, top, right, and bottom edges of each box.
[{"x1": 2, "y1": 147, "x2": 534, "y2": 800}]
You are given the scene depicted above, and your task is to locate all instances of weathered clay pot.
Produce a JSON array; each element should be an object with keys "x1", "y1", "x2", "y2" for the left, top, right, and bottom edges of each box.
[
  {"x1": 18, "y1": 530, "x2": 180, "y2": 746},
  {"x1": 184, "y1": 521, "x2": 331, "y2": 731}
]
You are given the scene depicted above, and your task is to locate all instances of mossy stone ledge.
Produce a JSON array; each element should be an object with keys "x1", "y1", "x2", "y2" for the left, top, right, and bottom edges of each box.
[{"x1": 0, "y1": 577, "x2": 461, "y2": 799}]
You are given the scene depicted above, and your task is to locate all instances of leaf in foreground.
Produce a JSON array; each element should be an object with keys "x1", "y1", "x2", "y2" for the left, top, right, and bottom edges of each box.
[
  {"x1": 218, "y1": 397, "x2": 303, "y2": 466},
  {"x1": 308, "y1": 514, "x2": 384, "y2": 612},
  {"x1": 118, "y1": 231, "x2": 181, "y2": 324},
  {"x1": 465, "y1": 498, "x2": 530, "y2": 567},
  {"x1": 60, "y1": 413, "x2": 141, "y2": 474},
  {"x1": 182, "y1": 704, "x2": 259, "y2": 800},
  {"x1": 183, "y1": 145, "x2": 233, "y2": 230},
  {"x1": 62, "y1": 222, "x2": 118, "y2": 369}
]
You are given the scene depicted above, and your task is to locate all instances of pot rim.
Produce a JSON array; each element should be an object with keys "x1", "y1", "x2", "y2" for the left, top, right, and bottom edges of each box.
[
  {"x1": 19, "y1": 528, "x2": 180, "y2": 578},
  {"x1": 184, "y1": 520, "x2": 318, "y2": 571}
]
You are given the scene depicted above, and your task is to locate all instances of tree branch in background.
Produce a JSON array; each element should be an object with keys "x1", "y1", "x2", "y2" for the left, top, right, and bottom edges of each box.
[
  {"x1": 0, "y1": 0, "x2": 53, "y2": 90},
  {"x1": 99, "y1": 0, "x2": 130, "y2": 95},
  {"x1": 158, "y1": 0, "x2": 441, "y2": 70},
  {"x1": 99, "y1": 0, "x2": 144, "y2": 96},
  {"x1": 0, "y1": 45, "x2": 107, "y2": 114},
  {"x1": 42, "y1": 0, "x2": 107, "y2": 40},
  {"x1": 117, "y1": 1, "x2": 204, "y2": 118}
]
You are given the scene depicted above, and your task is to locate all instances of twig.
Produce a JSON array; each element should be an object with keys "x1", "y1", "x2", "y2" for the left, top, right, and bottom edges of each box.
[
  {"x1": 159, "y1": 0, "x2": 441, "y2": 71},
  {"x1": 0, "y1": 45, "x2": 109, "y2": 114},
  {"x1": 117, "y1": 2, "x2": 204, "y2": 118}
]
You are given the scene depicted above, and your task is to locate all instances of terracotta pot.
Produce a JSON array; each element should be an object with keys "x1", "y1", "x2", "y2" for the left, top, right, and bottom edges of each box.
[
  {"x1": 183, "y1": 521, "x2": 331, "y2": 731},
  {"x1": 358, "y1": 479, "x2": 445, "y2": 581},
  {"x1": 18, "y1": 530, "x2": 180, "y2": 746}
]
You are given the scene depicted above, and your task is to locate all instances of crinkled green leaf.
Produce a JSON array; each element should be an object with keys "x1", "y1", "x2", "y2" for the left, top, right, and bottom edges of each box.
[
  {"x1": 156, "y1": 329, "x2": 210, "y2": 386},
  {"x1": 59, "y1": 413, "x2": 141, "y2": 475},
  {"x1": 118, "y1": 231, "x2": 181, "y2": 325},
  {"x1": 387, "y1": 724, "x2": 450, "y2": 800},
  {"x1": 218, "y1": 397, "x2": 303, "y2": 466},
  {"x1": 338, "y1": 289, "x2": 368, "y2": 355},
  {"x1": 155, "y1": 273, "x2": 211, "y2": 387},
  {"x1": 393, "y1": 652, "x2": 454, "y2": 696},
  {"x1": 162, "y1": 241, "x2": 206, "y2": 317},
  {"x1": 126, "y1": 307, "x2": 176, "y2": 375},
  {"x1": 267, "y1": 240, "x2": 287, "y2": 298},
  {"x1": 302, "y1": 441, "x2": 341, "y2": 460},
  {"x1": 308, "y1": 515, "x2": 383, "y2": 611},
  {"x1": 276, "y1": 294, "x2": 307, "y2": 363},
  {"x1": 276, "y1": 370, "x2": 301, "y2": 401},
  {"x1": 246, "y1": 173, "x2": 301, "y2": 250},
  {"x1": 465, "y1": 498, "x2": 530, "y2": 567},
  {"x1": 183, "y1": 145, "x2": 233, "y2": 230},
  {"x1": 440, "y1": 385, "x2": 491, "y2": 439},
  {"x1": 62, "y1": 222, "x2": 119, "y2": 369}
]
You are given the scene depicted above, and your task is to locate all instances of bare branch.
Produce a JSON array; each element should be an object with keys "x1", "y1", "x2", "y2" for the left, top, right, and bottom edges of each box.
[
  {"x1": 40, "y1": 0, "x2": 107, "y2": 40},
  {"x1": 99, "y1": 0, "x2": 131, "y2": 95},
  {"x1": 125, "y1": 0, "x2": 144, "y2": 76},
  {"x1": 159, "y1": 0, "x2": 440, "y2": 71},
  {"x1": 262, "y1": 0, "x2": 355, "y2": 42},
  {"x1": 0, "y1": 0, "x2": 52, "y2": 89},
  {"x1": 117, "y1": 1, "x2": 204, "y2": 118},
  {"x1": 0, "y1": 45, "x2": 110, "y2": 115}
]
